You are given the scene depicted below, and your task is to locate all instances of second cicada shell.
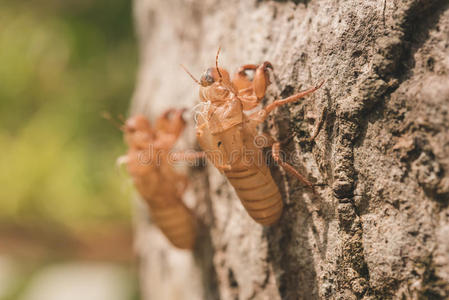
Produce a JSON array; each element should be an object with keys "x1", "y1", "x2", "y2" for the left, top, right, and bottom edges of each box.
[{"x1": 121, "y1": 109, "x2": 197, "y2": 249}]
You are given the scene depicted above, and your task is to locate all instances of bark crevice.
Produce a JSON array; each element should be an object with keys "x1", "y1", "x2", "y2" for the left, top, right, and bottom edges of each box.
[{"x1": 131, "y1": 0, "x2": 449, "y2": 299}]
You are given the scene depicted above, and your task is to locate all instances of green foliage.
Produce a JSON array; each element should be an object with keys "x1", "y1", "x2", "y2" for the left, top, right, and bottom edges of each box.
[{"x1": 0, "y1": 0, "x2": 137, "y2": 228}]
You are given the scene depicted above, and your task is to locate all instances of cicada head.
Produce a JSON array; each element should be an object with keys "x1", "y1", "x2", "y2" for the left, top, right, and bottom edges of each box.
[
  {"x1": 199, "y1": 67, "x2": 230, "y2": 86},
  {"x1": 199, "y1": 67, "x2": 236, "y2": 103}
]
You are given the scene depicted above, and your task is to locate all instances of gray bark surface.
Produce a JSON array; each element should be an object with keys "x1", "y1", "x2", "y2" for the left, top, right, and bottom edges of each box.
[{"x1": 130, "y1": 0, "x2": 449, "y2": 299}]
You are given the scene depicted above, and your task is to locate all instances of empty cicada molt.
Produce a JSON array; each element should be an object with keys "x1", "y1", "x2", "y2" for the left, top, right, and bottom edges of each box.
[{"x1": 120, "y1": 109, "x2": 205, "y2": 249}]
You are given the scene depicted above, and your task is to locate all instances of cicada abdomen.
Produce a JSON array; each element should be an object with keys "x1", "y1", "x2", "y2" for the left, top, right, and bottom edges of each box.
[
  {"x1": 195, "y1": 99, "x2": 283, "y2": 226},
  {"x1": 149, "y1": 201, "x2": 197, "y2": 249},
  {"x1": 225, "y1": 166, "x2": 283, "y2": 225}
]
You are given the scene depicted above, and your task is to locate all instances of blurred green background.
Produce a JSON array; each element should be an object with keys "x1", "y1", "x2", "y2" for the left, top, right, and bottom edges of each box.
[{"x1": 0, "y1": 0, "x2": 139, "y2": 299}]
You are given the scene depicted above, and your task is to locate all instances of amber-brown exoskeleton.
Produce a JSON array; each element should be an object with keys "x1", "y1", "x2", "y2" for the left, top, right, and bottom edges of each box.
[
  {"x1": 184, "y1": 50, "x2": 324, "y2": 226},
  {"x1": 120, "y1": 109, "x2": 203, "y2": 249}
]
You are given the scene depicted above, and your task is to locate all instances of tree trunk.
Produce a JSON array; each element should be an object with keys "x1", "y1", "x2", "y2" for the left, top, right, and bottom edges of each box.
[{"x1": 130, "y1": 0, "x2": 449, "y2": 299}]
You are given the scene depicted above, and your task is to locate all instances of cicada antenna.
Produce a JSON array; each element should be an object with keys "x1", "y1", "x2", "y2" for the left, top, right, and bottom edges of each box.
[
  {"x1": 117, "y1": 114, "x2": 126, "y2": 123},
  {"x1": 180, "y1": 64, "x2": 201, "y2": 85},
  {"x1": 102, "y1": 111, "x2": 125, "y2": 131},
  {"x1": 215, "y1": 46, "x2": 223, "y2": 81},
  {"x1": 215, "y1": 47, "x2": 236, "y2": 95}
]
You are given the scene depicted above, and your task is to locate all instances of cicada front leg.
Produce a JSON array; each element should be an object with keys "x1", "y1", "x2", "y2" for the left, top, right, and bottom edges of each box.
[
  {"x1": 249, "y1": 80, "x2": 325, "y2": 124},
  {"x1": 232, "y1": 62, "x2": 273, "y2": 111},
  {"x1": 265, "y1": 80, "x2": 324, "y2": 117}
]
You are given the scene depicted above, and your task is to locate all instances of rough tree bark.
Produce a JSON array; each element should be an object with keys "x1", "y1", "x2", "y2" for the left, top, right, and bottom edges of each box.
[{"x1": 130, "y1": 0, "x2": 449, "y2": 299}]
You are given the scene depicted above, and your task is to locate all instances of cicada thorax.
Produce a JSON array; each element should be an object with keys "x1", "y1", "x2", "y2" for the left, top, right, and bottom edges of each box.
[{"x1": 196, "y1": 94, "x2": 283, "y2": 225}]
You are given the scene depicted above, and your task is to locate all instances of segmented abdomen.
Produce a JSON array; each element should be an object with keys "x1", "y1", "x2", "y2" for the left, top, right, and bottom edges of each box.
[
  {"x1": 150, "y1": 201, "x2": 196, "y2": 249},
  {"x1": 225, "y1": 167, "x2": 283, "y2": 225}
]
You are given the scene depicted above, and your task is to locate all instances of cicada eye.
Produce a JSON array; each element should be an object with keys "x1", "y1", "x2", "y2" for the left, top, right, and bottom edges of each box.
[{"x1": 200, "y1": 69, "x2": 215, "y2": 86}]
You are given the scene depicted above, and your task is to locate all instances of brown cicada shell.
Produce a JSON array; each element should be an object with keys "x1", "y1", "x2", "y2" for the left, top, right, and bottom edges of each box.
[
  {"x1": 186, "y1": 49, "x2": 324, "y2": 226},
  {"x1": 121, "y1": 109, "x2": 201, "y2": 249}
]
